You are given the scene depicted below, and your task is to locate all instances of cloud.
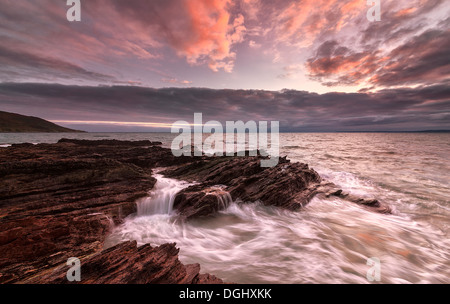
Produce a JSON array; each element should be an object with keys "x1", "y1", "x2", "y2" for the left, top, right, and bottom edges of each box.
[
  {"x1": 260, "y1": 0, "x2": 449, "y2": 88},
  {"x1": 248, "y1": 40, "x2": 261, "y2": 48},
  {"x1": 0, "y1": 44, "x2": 116, "y2": 83},
  {"x1": 0, "y1": 0, "x2": 248, "y2": 85},
  {"x1": 360, "y1": 0, "x2": 445, "y2": 45},
  {"x1": 306, "y1": 40, "x2": 382, "y2": 86},
  {"x1": 161, "y1": 78, "x2": 193, "y2": 85},
  {"x1": 0, "y1": 0, "x2": 448, "y2": 91},
  {"x1": 268, "y1": 0, "x2": 365, "y2": 48},
  {"x1": 277, "y1": 64, "x2": 303, "y2": 79},
  {"x1": 0, "y1": 82, "x2": 448, "y2": 132},
  {"x1": 306, "y1": 29, "x2": 450, "y2": 87},
  {"x1": 370, "y1": 30, "x2": 450, "y2": 86},
  {"x1": 88, "y1": 0, "x2": 247, "y2": 73}
]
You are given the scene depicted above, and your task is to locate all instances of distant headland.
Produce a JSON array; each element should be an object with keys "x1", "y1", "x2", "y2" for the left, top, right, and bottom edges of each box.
[{"x1": 0, "y1": 111, "x2": 85, "y2": 133}]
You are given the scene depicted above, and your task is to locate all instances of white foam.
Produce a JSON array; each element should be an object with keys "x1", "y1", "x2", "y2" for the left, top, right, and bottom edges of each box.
[
  {"x1": 106, "y1": 174, "x2": 450, "y2": 283},
  {"x1": 136, "y1": 174, "x2": 193, "y2": 215}
]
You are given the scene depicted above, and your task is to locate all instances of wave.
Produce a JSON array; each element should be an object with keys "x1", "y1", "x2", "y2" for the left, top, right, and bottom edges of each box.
[
  {"x1": 105, "y1": 173, "x2": 450, "y2": 283},
  {"x1": 136, "y1": 174, "x2": 193, "y2": 215}
]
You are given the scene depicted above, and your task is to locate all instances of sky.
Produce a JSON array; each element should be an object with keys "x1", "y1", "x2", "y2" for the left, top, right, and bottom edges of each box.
[{"x1": 0, "y1": 0, "x2": 449, "y2": 131}]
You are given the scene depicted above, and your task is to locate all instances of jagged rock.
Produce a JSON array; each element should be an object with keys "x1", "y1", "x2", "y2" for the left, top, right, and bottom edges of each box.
[
  {"x1": 0, "y1": 139, "x2": 215, "y2": 283},
  {"x1": 174, "y1": 185, "x2": 233, "y2": 220},
  {"x1": 24, "y1": 241, "x2": 223, "y2": 284},
  {"x1": 0, "y1": 139, "x2": 391, "y2": 284},
  {"x1": 168, "y1": 154, "x2": 391, "y2": 219},
  {"x1": 58, "y1": 138, "x2": 162, "y2": 147},
  {"x1": 170, "y1": 158, "x2": 323, "y2": 219},
  {"x1": 316, "y1": 181, "x2": 392, "y2": 214}
]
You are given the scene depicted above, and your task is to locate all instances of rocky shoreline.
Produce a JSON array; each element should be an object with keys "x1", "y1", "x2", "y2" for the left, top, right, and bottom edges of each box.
[{"x1": 0, "y1": 139, "x2": 391, "y2": 284}]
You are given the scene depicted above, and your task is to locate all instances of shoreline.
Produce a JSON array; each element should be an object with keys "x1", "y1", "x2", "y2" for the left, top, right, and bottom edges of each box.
[{"x1": 0, "y1": 139, "x2": 390, "y2": 284}]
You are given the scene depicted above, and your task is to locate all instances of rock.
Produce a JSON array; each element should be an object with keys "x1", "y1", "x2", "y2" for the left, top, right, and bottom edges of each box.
[
  {"x1": 57, "y1": 138, "x2": 162, "y2": 147},
  {"x1": 174, "y1": 185, "x2": 233, "y2": 220},
  {"x1": 316, "y1": 181, "x2": 392, "y2": 214},
  {"x1": 167, "y1": 154, "x2": 391, "y2": 219},
  {"x1": 24, "y1": 241, "x2": 223, "y2": 284},
  {"x1": 0, "y1": 139, "x2": 391, "y2": 284},
  {"x1": 0, "y1": 139, "x2": 216, "y2": 283},
  {"x1": 170, "y1": 157, "x2": 323, "y2": 219}
]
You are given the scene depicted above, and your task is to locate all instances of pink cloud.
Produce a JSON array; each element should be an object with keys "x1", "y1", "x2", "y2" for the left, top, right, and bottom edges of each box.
[
  {"x1": 306, "y1": 29, "x2": 450, "y2": 87},
  {"x1": 84, "y1": 0, "x2": 247, "y2": 73},
  {"x1": 180, "y1": 1, "x2": 246, "y2": 72},
  {"x1": 272, "y1": 0, "x2": 362, "y2": 48},
  {"x1": 161, "y1": 78, "x2": 193, "y2": 85}
]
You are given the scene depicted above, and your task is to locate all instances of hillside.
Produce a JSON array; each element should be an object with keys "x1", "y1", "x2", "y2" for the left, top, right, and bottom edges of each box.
[{"x1": 0, "y1": 111, "x2": 85, "y2": 133}]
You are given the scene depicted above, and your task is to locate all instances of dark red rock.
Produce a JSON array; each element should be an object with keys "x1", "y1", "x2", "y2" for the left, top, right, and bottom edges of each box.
[
  {"x1": 317, "y1": 181, "x2": 392, "y2": 214},
  {"x1": 24, "y1": 241, "x2": 223, "y2": 284},
  {"x1": 0, "y1": 139, "x2": 391, "y2": 284},
  {"x1": 170, "y1": 157, "x2": 323, "y2": 219},
  {"x1": 57, "y1": 138, "x2": 162, "y2": 147},
  {"x1": 174, "y1": 185, "x2": 233, "y2": 220},
  {"x1": 168, "y1": 154, "x2": 391, "y2": 219},
  {"x1": 0, "y1": 139, "x2": 206, "y2": 283}
]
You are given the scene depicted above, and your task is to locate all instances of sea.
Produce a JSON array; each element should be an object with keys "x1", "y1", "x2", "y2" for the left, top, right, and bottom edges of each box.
[{"x1": 1, "y1": 132, "x2": 449, "y2": 283}]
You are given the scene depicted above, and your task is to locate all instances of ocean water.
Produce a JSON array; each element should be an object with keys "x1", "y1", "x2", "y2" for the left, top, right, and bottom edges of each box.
[{"x1": 1, "y1": 132, "x2": 449, "y2": 283}]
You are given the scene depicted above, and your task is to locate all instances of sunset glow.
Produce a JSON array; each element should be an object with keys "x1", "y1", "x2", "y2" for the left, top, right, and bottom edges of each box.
[{"x1": 0, "y1": 0, "x2": 448, "y2": 131}]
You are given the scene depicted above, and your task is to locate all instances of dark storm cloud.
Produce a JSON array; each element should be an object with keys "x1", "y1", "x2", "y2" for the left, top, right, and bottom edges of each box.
[{"x1": 0, "y1": 83, "x2": 448, "y2": 131}]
